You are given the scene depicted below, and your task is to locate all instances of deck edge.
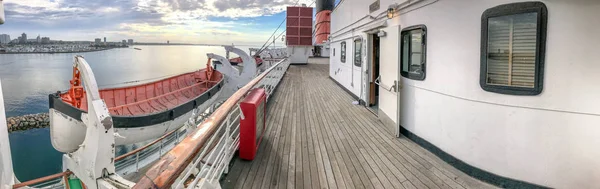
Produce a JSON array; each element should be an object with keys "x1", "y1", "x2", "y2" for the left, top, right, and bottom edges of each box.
[
  {"x1": 328, "y1": 76, "x2": 362, "y2": 104},
  {"x1": 398, "y1": 125, "x2": 550, "y2": 189}
]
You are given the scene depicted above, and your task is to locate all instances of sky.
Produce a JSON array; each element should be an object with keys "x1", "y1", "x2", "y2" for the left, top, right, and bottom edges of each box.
[{"x1": 0, "y1": 0, "x2": 329, "y2": 45}]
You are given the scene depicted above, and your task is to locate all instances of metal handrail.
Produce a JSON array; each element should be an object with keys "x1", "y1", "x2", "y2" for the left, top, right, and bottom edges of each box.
[
  {"x1": 115, "y1": 129, "x2": 178, "y2": 161},
  {"x1": 133, "y1": 58, "x2": 288, "y2": 188},
  {"x1": 13, "y1": 124, "x2": 185, "y2": 188},
  {"x1": 12, "y1": 171, "x2": 71, "y2": 189},
  {"x1": 177, "y1": 58, "x2": 288, "y2": 188}
]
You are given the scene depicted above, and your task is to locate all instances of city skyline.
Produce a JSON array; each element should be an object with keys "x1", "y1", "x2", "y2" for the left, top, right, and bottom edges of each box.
[
  {"x1": 4, "y1": 31, "x2": 136, "y2": 45},
  {"x1": 0, "y1": 0, "x2": 324, "y2": 46},
  {"x1": 0, "y1": 32, "x2": 133, "y2": 43}
]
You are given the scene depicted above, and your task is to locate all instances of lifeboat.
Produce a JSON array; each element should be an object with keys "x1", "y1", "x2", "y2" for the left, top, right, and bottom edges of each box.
[{"x1": 49, "y1": 58, "x2": 224, "y2": 153}]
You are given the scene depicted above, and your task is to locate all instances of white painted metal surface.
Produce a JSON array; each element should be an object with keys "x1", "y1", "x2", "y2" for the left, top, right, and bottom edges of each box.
[
  {"x1": 286, "y1": 46, "x2": 311, "y2": 64},
  {"x1": 330, "y1": 0, "x2": 600, "y2": 188},
  {"x1": 209, "y1": 46, "x2": 256, "y2": 102},
  {"x1": 61, "y1": 56, "x2": 117, "y2": 189},
  {"x1": 0, "y1": 0, "x2": 5, "y2": 25},
  {"x1": 0, "y1": 81, "x2": 16, "y2": 188},
  {"x1": 0, "y1": 7, "x2": 10, "y2": 188}
]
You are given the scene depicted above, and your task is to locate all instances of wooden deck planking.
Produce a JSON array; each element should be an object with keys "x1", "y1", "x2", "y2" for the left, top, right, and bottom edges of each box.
[
  {"x1": 222, "y1": 64, "x2": 497, "y2": 189},
  {"x1": 304, "y1": 66, "x2": 390, "y2": 189}
]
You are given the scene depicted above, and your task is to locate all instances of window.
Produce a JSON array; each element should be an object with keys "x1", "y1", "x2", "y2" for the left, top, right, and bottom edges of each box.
[
  {"x1": 480, "y1": 2, "x2": 547, "y2": 95},
  {"x1": 333, "y1": 48, "x2": 335, "y2": 56},
  {"x1": 400, "y1": 25, "x2": 426, "y2": 80},
  {"x1": 353, "y1": 39, "x2": 362, "y2": 67},
  {"x1": 340, "y1": 42, "x2": 346, "y2": 63}
]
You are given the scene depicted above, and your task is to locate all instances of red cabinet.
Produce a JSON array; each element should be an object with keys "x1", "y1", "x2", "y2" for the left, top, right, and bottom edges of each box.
[{"x1": 239, "y1": 88, "x2": 267, "y2": 160}]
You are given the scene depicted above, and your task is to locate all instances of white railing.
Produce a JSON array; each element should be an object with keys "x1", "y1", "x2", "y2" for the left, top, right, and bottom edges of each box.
[
  {"x1": 177, "y1": 58, "x2": 290, "y2": 188},
  {"x1": 115, "y1": 103, "x2": 220, "y2": 178},
  {"x1": 132, "y1": 57, "x2": 290, "y2": 188}
]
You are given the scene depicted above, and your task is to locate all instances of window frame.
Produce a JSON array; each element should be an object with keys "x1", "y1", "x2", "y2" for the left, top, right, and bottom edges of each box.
[
  {"x1": 340, "y1": 42, "x2": 346, "y2": 63},
  {"x1": 400, "y1": 25, "x2": 427, "y2": 81},
  {"x1": 353, "y1": 38, "x2": 362, "y2": 67},
  {"x1": 480, "y1": 2, "x2": 547, "y2": 95}
]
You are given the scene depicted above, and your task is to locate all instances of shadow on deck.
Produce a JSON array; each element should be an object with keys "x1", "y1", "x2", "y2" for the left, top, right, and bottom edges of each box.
[{"x1": 222, "y1": 64, "x2": 496, "y2": 189}]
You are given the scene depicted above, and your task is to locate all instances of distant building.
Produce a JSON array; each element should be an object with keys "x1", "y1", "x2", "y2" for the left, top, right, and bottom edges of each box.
[
  {"x1": 41, "y1": 37, "x2": 50, "y2": 44},
  {"x1": 167, "y1": 40, "x2": 170, "y2": 44},
  {"x1": 36, "y1": 35, "x2": 41, "y2": 43},
  {"x1": 104, "y1": 37, "x2": 106, "y2": 43},
  {"x1": 20, "y1": 33, "x2": 27, "y2": 44},
  {"x1": 0, "y1": 34, "x2": 10, "y2": 44},
  {"x1": 95, "y1": 38, "x2": 102, "y2": 44},
  {"x1": 122, "y1": 40, "x2": 127, "y2": 45},
  {"x1": 128, "y1": 39, "x2": 133, "y2": 45},
  {"x1": 10, "y1": 39, "x2": 18, "y2": 44}
]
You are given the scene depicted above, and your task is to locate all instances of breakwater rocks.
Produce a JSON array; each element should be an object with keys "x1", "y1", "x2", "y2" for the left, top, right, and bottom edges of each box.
[{"x1": 6, "y1": 113, "x2": 50, "y2": 132}]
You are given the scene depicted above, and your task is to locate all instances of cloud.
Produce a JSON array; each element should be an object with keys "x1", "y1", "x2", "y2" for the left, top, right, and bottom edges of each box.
[
  {"x1": 163, "y1": 0, "x2": 205, "y2": 11},
  {"x1": 214, "y1": 0, "x2": 292, "y2": 11},
  {"x1": 2, "y1": 0, "x2": 315, "y2": 44}
]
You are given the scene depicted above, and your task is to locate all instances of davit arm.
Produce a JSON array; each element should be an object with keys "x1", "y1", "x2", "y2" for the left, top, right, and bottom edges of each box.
[{"x1": 63, "y1": 56, "x2": 133, "y2": 189}]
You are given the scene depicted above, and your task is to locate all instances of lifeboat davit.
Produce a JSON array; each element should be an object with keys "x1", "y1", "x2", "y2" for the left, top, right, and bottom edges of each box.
[
  {"x1": 49, "y1": 58, "x2": 224, "y2": 153},
  {"x1": 214, "y1": 56, "x2": 264, "y2": 66},
  {"x1": 229, "y1": 56, "x2": 264, "y2": 66}
]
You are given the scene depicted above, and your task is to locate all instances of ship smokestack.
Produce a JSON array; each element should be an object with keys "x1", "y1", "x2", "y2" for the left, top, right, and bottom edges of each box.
[
  {"x1": 314, "y1": 0, "x2": 335, "y2": 45},
  {"x1": 316, "y1": 0, "x2": 335, "y2": 12}
]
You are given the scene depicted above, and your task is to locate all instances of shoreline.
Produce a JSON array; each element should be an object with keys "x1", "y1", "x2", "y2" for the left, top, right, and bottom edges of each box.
[
  {"x1": 6, "y1": 113, "x2": 49, "y2": 132},
  {"x1": 0, "y1": 47, "x2": 125, "y2": 54}
]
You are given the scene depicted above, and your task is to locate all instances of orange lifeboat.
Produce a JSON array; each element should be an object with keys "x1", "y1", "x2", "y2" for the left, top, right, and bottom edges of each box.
[{"x1": 49, "y1": 59, "x2": 224, "y2": 151}]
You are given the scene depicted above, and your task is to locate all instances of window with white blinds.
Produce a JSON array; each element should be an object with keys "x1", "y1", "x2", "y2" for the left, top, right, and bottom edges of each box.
[
  {"x1": 354, "y1": 39, "x2": 362, "y2": 67},
  {"x1": 341, "y1": 42, "x2": 346, "y2": 63},
  {"x1": 481, "y1": 2, "x2": 547, "y2": 95},
  {"x1": 487, "y1": 13, "x2": 537, "y2": 87}
]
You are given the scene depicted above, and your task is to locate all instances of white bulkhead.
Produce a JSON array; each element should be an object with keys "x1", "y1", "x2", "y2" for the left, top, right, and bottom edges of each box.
[{"x1": 329, "y1": 0, "x2": 600, "y2": 188}]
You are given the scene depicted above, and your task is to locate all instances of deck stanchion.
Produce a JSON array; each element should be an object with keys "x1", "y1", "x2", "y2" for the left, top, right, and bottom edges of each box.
[
  {"x1": 159, "y1": 139, "x2": 163, "y2": 156},
  {"x1": 224, "y1": 110, "x2": 232, "y2": 174},
  {"x1": 135, "y1": 153, "x2": 139, "y2": 172}
]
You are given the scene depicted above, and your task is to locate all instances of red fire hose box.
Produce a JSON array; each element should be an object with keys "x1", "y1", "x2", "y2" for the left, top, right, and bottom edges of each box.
[{"x1": 239, "y1": 88, "x2": 267, "y2": 160}]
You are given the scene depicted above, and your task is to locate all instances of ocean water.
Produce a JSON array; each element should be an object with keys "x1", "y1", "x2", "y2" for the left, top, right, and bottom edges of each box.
[{"x1": 0, "y1": 45, "x2": 234, "y2": 182}]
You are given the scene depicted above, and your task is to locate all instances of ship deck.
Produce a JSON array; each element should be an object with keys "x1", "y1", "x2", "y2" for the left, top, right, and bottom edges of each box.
[{"x1": 222, "y1": 64, "x2": 497, "y2": 189}]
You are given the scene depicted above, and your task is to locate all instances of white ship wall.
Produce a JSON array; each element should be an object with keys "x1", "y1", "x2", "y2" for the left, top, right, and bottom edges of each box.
[{"x1": 329, "y1": 0, "x2": 600, "y2": 188}]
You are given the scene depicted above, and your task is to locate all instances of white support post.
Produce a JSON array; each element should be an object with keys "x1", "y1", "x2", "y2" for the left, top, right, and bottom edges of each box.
[
  {"x1": 135, "y1": 152, "x2": 139, "y2": 172},
  {"x1": 0, "y1": 0, "x2": 5, "y2": 25},
  {"x1": 61, "y1": 56, "x2": 116, "y2": 189},
  {"x1": 0, "y1": 81, "x2": 16, "y2": 188},
  {"x1": 224, "y1": 115, "x2": 231, "y2": 175}
]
